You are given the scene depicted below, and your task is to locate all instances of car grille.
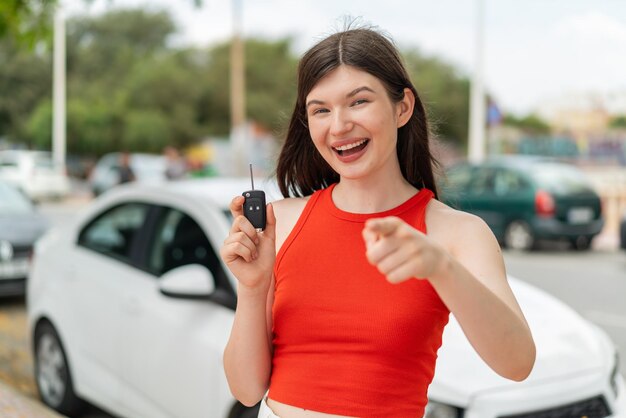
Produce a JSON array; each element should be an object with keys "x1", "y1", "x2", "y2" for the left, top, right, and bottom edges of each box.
[{"x1": 498, "y1": 395, "x2": 610, "y2": 418}]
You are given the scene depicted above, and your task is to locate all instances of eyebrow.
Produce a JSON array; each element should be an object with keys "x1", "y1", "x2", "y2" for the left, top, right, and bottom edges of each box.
[{"x1": 306, "y1": 86, "x2": 376, "y2": 109}]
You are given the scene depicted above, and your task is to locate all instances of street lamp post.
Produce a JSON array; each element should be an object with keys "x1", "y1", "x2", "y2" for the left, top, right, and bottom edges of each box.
[
  {"x1": 230, "y1": 0, "x2": 246, "y2": 176},
  {"x1": 468, "y1": 0, "x2": 486, "y2": 163},
  {"x1": 52, "y1": 6, "x2": 66, "y2": 169}
]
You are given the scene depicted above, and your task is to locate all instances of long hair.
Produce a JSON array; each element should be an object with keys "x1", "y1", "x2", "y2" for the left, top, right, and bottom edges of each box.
[{"x1": 276, "y1": 27, "x2": 439, "y2": 199}]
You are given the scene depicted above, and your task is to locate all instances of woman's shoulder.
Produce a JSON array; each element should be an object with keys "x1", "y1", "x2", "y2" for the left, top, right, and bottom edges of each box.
[
  {"x1": 271, "y1": 195, "x2": 311, "y2": 215},
  {"x1": 272, "y1": 196, "x2": 312, "y2": 252},
  {"x1": 426, "y1": 198, "x2": 496, "y2": 251},
  {"x1": 427, "y1": 198, "x2": 476, "y2": 222}
]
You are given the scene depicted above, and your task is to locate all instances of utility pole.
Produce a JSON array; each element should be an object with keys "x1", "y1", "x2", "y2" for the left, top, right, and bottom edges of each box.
[
  {"x1": 468, "y1": 0, "x2": 486, "y2": 163},
  {"x1": 52, "y1": 6, "x2": 66, "y2": 169},
  {"x1": 230, "y1": 0, "x2": 246, "y2": 176}
]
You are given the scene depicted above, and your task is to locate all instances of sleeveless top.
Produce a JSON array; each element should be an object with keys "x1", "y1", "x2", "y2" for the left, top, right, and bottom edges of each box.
[{"x1": 268, "y1": 184, "x2": 450, "y2": 417}]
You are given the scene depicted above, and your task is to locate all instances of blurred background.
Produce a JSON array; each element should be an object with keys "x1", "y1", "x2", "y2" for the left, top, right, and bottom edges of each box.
[
  {"x1": 1, "y1": 0, "x2": 626, "y2": 416},
  {"x1": 2, "y1": 0, "x2": 626, "y2": 219}
]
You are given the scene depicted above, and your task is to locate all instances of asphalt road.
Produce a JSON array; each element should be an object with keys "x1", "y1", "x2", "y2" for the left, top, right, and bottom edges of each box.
[{"x1": 1, "y1": 197, "x2": 624, "y2": 417}]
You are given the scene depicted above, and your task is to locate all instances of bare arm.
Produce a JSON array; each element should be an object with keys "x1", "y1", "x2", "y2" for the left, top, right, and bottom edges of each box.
[
  {"x1": 220, "y1": 197, "x2": 276, "y2": 406},
  {"x1": 427, "y1": 208, "x2": 535, "y2": 380},
  {"x1": 363, "y1": 204, "x2": 535, "y2": 381}
]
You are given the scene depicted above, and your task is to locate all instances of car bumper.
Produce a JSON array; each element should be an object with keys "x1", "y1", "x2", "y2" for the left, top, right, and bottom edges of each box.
[
  {"x1": 462, "y1": 370, "x2": 625, "y2": 418},
  {"x1": 531, "y1": 217, "x2": 604, "y2": 239},
  {"x1": 24, "y1": 180, "x2": 71, "y2": 200},
  {"x1": 0, "y1": 278, "x2": 26, "y2": 297}
]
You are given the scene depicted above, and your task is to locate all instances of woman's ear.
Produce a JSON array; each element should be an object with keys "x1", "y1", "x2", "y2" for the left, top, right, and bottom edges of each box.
[{"x1": 396, "y1": 88, "x2": 415, "y2": 128}]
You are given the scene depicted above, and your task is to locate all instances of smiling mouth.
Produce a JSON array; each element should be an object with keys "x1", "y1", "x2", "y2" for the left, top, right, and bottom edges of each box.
[{"x1": 333, "y1": 139, "x2": 370, "y2": 157}]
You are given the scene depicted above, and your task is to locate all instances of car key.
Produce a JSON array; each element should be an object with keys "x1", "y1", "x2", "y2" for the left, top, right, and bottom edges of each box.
[{"x1": 242, "y1": 164, "x2": 266, "y2": 231}]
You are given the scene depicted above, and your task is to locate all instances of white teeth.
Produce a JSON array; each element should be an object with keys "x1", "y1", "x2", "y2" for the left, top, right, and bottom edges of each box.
[{"x1": 334, "y1": 139, "x2": 367, "y2": 151}]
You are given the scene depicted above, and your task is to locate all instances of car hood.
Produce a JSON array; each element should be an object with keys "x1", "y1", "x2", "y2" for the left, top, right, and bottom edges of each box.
[
  {"x1": 0, "y1": 213, "x2": 49, "y2": 246},
  {"x1": 429, "y1": 277, "x2": 611, "y2": 405}
]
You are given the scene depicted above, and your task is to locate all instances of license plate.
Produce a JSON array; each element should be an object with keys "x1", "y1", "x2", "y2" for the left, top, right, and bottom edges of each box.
[
  {"x1": 567, "y1": 207, "x2": 593, "y2": 224},
  {"x1": 0, "y1": 259, "x2": 30, "y2": 279}
]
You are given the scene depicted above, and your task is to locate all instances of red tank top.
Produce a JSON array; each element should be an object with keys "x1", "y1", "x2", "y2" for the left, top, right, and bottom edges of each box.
[{"x1": 268, "y1": 184, "x2": 450, "y2": 417}]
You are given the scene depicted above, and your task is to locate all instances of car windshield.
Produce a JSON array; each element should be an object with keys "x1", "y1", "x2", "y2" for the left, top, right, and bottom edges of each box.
[
  {"x1": 530, "y1": 163, "x2": 594, "y2": 194},
  {"x1": 33, "y1": 153, "x2": 55, "y2": 169},
  {"x1": 132, "y1": 156, "x2": 166, "y2": 179},
  {"x1": 0, "y1": 182, "x2": 33, "y2": 214}
]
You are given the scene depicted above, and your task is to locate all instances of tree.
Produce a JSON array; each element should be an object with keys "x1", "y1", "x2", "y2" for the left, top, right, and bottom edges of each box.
[
  {"x1": 202, "y1": 38, "x2": 298, "y2": 137},
  {"x1": 0, "y1": 0, "x2": 56, "y2": 47},
  {"x1": 0, "y1": 0, "x2": 202, "y2": 48},
  {"x1": 502, "y1": 114, "x2": 551, "y2": 135},
  {"x1": 0, "y1": 36, "x2": 51, "y2": 143},
  {"x1": 610, "y1": 115, "x2": 626, "y2": 130},
  {"x1": 402, "y1": 49, "x2": 470, "y2": 145},
  {"x1": 5, "y1": 6, "x2": 475, "y2": 157}
]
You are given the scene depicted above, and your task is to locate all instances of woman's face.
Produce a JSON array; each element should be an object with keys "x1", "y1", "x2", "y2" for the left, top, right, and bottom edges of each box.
[{"x1": 305, "y1": 65, "x2": 412, "y2": 182}]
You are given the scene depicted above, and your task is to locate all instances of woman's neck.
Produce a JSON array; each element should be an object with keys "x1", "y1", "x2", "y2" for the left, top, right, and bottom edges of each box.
[{"x1": 331, "y1": 175, "x2": 418, "y2": 214}]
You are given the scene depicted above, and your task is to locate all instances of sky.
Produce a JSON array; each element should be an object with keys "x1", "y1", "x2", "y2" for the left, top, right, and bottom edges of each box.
[{"x1": 64, "y1": 0, "x2": 626, "y2": 117}]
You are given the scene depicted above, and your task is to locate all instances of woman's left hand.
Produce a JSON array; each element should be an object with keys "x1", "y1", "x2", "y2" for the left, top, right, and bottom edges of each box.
[{"x1": 363, "y1": 216, "x2": 448, "y2": 284}]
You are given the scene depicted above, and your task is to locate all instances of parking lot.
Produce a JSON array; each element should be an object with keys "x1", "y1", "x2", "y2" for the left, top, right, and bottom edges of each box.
[{"x1": 0, "y1": 193, "x2": 624, "y2": 417}]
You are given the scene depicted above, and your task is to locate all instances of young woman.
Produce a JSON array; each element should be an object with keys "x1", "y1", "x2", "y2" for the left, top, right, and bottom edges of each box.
[{"x1": 220, "y1": 27, "x2": 535, "y2": 418}]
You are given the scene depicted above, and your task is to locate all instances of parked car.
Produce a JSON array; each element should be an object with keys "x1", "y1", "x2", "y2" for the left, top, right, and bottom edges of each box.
[
  {"x1": 0, "y1": 181, "x2": 49, "y2": 296},
  {"x1": 89, "y1": 152, "x2": 167, "y2": 196},
  {"x1": 0, "y1": 150, "x2": 71, "y2": 201},
  {"x1": 440, "y1": 156, "x2": 604, "y2": 251},
  {"x1": 27, "y1": 178, "x2": 625, "y2": 418}
]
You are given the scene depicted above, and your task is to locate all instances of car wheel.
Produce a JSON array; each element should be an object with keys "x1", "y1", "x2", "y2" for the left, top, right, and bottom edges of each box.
[
  {"x1": 571, "y1": 235, "x2": 591, "y2": 251},
  {"x1": 228, "y1": 401, "x2": 261, "y2": 418},
  {"x1": 504, "y1": 220, "x2": 535, "y2": 251},
  {"x1": 34, "y1": 321, "x2": 84, "y2": 416}
]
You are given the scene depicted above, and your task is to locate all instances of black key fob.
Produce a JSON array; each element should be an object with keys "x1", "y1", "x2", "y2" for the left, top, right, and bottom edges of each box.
[{"x1": 243, "y1": 189, "x2": 266, "y2": 230}]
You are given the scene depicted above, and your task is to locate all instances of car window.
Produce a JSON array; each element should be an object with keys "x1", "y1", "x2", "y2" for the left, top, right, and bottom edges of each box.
[
  {"x1": 148, "y1": 209, "x2": 220, "y2": 277},
  {"x1": 445, "y1": 165, "x2": 473, "y2": 188},
  {"x1": 531, "y1": 163, "x2": 594, "y2": 194},
  {"x1": 33, "y1": 153, "x2": 55, "y2": 169},
  {"x1": 0, "y1": 182, "x2": 33, "y2": 214},
  {"x1": 78, "y1": 203, "x2": 150, "y2": 262},
  {"x1": 469, "y1": 167, "x2": 496, "y2": 194},
  {"x1": 494, "y1": 169, "x2": 529, "y2": 195}
]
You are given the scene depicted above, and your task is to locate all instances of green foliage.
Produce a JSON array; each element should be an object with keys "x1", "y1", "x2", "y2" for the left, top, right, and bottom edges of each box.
[
  {"x1": 3, "y1": 6, "x2": 472, "y2": 156},
  {"x1": 0, "y1": 36, "x2": 51, "y2": 143},
  {"x1": 610, "y1": 115, "x2": 626, "y2": 129},
  {"x1": 0, "y1": 0, "x2": 56, "y2": 48},
  {"x1": 27, "y1": 99, "x2": 52, "y2": 149},
  {"x1": 403, "y1": 49, "x2": 470, "y2": 144},
  {"x1": 203, "y1": 38, "x2": 298, "y2": 137},
  {"x1": 502, "y1": 113, "x2": 550, "y2": 135},
  {"x1": 124, "y1": 110, "x2": 170, "y2": 152}
]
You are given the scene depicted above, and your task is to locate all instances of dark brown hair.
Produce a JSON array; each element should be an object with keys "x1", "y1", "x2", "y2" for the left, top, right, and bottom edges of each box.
[{"x1": 276, "y1": 27, "x2": 439, "y2": 198}]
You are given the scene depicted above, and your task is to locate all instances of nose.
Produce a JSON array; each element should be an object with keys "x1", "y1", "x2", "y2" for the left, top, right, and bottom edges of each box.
[{"x1": 329, "y1": 109, "x2": 353, "y2": 137}]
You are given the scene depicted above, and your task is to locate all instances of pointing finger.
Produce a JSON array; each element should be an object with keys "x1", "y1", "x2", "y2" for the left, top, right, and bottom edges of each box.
[
  {"x1": 362, "y1": 227, "x2": 378, "y2": 248},
  {"x1": 364, "y1": 216, "x2": 402, "y2": 237}
]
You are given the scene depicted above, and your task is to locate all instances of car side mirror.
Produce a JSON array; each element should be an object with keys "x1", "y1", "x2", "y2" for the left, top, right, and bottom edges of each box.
[{"x1": 159, "y1": 264, "x2": 216, "y2": 300}]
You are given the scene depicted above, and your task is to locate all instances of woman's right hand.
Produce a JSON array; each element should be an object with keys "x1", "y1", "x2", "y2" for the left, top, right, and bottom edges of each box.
[{"x1": 220, "y1": 196, "x2": 276, "y2": 292}]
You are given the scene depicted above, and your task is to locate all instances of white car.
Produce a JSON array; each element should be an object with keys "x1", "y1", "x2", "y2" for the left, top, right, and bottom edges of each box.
[
  {"x1": 89, "y1": 152, "x2": 167, "y2": 196},
  {"x1": 0, "y1": 150, "x2": 71, "y2": 201},
  {"x1": 27, "y1": 178, "x2": 626, "y2": 418}
]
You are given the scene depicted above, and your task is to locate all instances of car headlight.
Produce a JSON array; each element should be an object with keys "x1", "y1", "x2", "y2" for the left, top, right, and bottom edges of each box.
[
  {"x1": 611, "y1": 350, "x2": 620, "y2": 397},
  {"x1": 425, "y1": 400, "x2": 463, "y2": 418}
]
